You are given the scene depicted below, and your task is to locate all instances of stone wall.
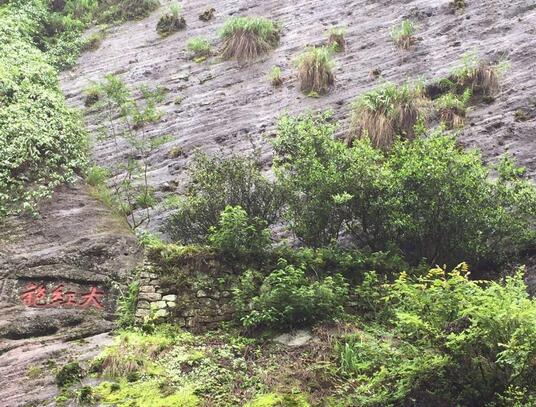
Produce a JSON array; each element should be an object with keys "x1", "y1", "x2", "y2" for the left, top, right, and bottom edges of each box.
[{"x1": 135, "y1": 252, "x2": 236, "y2": 332}]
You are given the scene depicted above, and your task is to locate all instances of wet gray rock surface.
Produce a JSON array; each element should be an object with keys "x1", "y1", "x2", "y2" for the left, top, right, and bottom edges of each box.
[
  {"x1": 0, "y1": 183, "x2": 142, "y2": 406},
  {"x1": 60, "y1": 0, "x2": 536, "y2": 234}
]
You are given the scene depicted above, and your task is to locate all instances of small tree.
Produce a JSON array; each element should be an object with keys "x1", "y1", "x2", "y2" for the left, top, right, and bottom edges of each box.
[{"x1": 94, "y1": 74, "x2": 168, "y2": 229}]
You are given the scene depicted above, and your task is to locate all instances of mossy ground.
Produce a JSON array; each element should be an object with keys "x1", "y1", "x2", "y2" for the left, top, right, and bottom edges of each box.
[{"x1": 59, "y1": 324, "x2": 355, "y2": 406}]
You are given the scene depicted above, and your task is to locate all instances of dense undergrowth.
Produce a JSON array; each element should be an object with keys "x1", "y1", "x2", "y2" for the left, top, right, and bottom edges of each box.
[{"x1": 0, "y1": 0, "x2": 164, "y2": 219}]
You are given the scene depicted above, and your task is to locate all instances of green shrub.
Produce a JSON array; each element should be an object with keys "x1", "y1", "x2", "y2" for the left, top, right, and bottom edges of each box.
[
  {"x1": 234, "y1": 259, "x2": 349, "y2": 329},
  {"x1": 164, "y1": 153, "x2": 285, "y2": 244},
  {"x1": 390, "y1": 19, "x2": 417, "y2": 49},
  {"x1": 450, "y1": 52, "x2": 509, "y2": 98},
  {"x1": 116, "y1": 280, "x2": 140, "y2": 329},
  {"x1": 187, "y1": 37, "x2": 211, "y2": 60},
  {"x1": 347, "y1": 81, "x2": 426, "y2": 149},
  {"x1": 0, "y1": 2, "x2": 88, "y2": 218},
  {"x1": 220, "y1": 16, "x2": 279, "y2": 61},
  {"x1": 269, "y1": 66, "x2": 283, "y2": 87},
  {"x1": 56, "y1": 361, "x2": 83, "y2": 387},
  {"x1": 294, "y1": 47, "x2": 335, "y2": 96},
  {"x1": 339, "y1": 265, "x2": 536, "y2": 406},
  {"x1": 275, "y1": 113, "x2": 536, "y2": 267},
  {"x1": 328, "y1": 27, "x2": 346, "y2": 52},
  {"x1": 208, "y1": 205, "x2": 271, "y2": 257}
]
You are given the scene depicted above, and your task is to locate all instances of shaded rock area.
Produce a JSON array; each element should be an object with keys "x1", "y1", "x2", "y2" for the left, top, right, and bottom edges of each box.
[
  {"x1": 0, "y1": 183, "x2": 142, "y2": 406},
  {"x1": 60, "y1": 0, "x2": 536, "y2": 234}
]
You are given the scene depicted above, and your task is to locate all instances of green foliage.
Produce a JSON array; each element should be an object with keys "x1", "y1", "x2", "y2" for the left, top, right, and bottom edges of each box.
[
  {"x1": 187, "y1": 37, "x2": 211, "y2": 59},
  {"x1": 339, "y1": 265, "x2": 536, "y2": 406},
  {"x1": 95, "y1": 380, "x2": 199, "y2": 406},
  {"x1": 348, "y1": 81, "x2": 425, "y2": 149},
  {"x1": 164, "y1": 153, "x2": 284, "y2": 244},
  {"x1": 234, "y1": 259, "x2": 349, "y2": 329},
  {"x1": 116, "y1": 280, "x2": 140, "y2": 329},
  {"x1": 0, "y1": 1, "x2": 87, "y2": 218},
  {"x1": 220, "y1": 16, "x2": 280, "y2": 61},
  {"x1": 246, "y1": 393, "x2": 311, "y2": 406},
  {"x1": 275, "y1": 113, "x2": 536, "y2": 267},
  {"x1": 208, "y1": 205, "x2": 271, "y2": 257},
  {"x1": 328, "y1": 27, "x2": 346, "y2": 52},
  {"x1": 294, "y1": 47, "x2": 335, "y2": 95},
  {"x1": 220, "y1": 16, "x2": 279, "y2": 44},
  {"x1": 156, "y1": 4, "x2": 186, "y2": 37},
  {"x1": 269, "y1": 66, "x2": 283, "y2": 86},
  {"x1": 434, "y1": 89, "x2": 472, "y2": 128},
  {"x1": 55, "y1": 361, "x2": 83, "y2": 388},
  {"x1": 390, "y1": 19, "x2": 417, "y2": 49},
  {"x1": 93, "y1": 74, "x2": 167, "y2": 229}
]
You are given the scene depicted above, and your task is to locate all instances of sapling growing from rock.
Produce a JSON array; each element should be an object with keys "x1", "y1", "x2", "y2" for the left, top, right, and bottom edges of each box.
[
  {"x1": 390, "y1": 19, "x2": 417, "y2": 49},
  {"x1": 93, "y1": 74, "x2": 169, "y2": 229}
]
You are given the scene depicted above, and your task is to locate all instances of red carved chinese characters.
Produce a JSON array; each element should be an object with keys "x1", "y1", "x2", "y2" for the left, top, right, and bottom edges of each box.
[{"x1": 19, "y1": 283, "x2": 105, "y2": 309}]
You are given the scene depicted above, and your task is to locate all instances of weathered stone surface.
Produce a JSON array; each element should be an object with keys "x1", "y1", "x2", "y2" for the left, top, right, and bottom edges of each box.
[
  {"x1": 166, "y1": 301, "x2": 177, "y2": 308},
  {"x1": 154, "y1": 309, "x2": 168, "y2": 318},
  {"x1": 139, "y1": 285, "x2": 156, "y2": 293},
  {"x1": 0, "y1": 183, "x2": 142, "y2": 406},
  {"x1": 154, "y1": 301, "x2": 167, "y2": 309},
  {"x1": 138, "y1": 292, "x2": 162, "y2": 302},
  {"x1": 274, "y1": 330, "x2": 315, "y2": 347},
  {"x1": 162, "y1": 294, "x2": 177, "y2": 302}
]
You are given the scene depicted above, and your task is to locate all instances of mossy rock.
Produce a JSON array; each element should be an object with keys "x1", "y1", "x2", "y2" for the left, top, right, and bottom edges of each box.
[{"x1": 157, "y1": 14, "x2": 186, "y2": 36}]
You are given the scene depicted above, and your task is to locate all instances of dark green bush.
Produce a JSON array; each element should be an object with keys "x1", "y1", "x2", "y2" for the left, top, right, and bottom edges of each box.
[
  {"x1": 164, "y1": 153, "x2": 285, "y2": 244},
  {"x1": 233, "y1": 259, "x2": 349, "y2": 329},
  {"x1": 55, "y1": 361, "x2": 83, "y2": 387},
  {"x1": 339, "y1": 265, "x2": 536, "y2": 406},
  {"x1": 274, "y1": 113, "x2": 536, "y2": 267}
]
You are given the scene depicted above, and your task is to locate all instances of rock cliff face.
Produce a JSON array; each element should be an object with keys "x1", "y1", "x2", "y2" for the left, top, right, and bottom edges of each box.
[
  {"x1": 1, "y1": 0, "x2": 535, "y2": 405},
  {"x1": 0, "y1": 184, "x2": 142, "y2": 406},
  {"x1": 60, "y1": 0, "x2": 536, "y2": 233}
]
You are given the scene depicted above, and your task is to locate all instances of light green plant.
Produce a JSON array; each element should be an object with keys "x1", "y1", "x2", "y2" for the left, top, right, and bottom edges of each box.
[
  {"x1": 269, "y1": 66, "x2": 283, "y2": 86},
  {"x1": 220, "y1": 16, "x2": 280, "y2": 61},
  {"x1": 187, "y1": 37, "x2": 211, "y2": 60},
  {"x1": 390, "y1": 19, "x2": 417, "y2": 49}
]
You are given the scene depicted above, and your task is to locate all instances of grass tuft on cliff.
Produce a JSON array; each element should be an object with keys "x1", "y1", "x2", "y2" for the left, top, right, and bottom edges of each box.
[
  {"x1": 220, "y1": 16, "x2": 280, "y2": 61},
  {"x1": 347, "y1": 82, "x2": 426, "y2": 149},
  {"x1": 295, "y1": 47, "x2": 335, "y2": 96}
]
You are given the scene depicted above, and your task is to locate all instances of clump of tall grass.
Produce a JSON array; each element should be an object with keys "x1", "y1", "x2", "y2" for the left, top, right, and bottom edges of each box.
[
  {"x1": 220, "y1": 16, "x2": 280, "y2": 61},
  {"x1": 347, "y1": 82, "x2": 426, "y2": 149},
  {"x1": 295, "y1": 46, "x2": 335, "y2": 96}
]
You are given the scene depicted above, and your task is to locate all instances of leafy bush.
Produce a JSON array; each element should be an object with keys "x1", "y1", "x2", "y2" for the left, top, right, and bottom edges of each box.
[
  {"x1": 390, "y1": 19, "x2": 417, "y2": 49},
  {"x1": 339, "y1": 265, "x2": 536, "y2": 406},
  {"x1": 220, "y1": 16, "x2": 279, "y2": 61},
  {"x1": 347, "y1": 81, "x2": 426, "y2": 150},
  {"x1": 0, "y1": 2, "x2": 87, "y2": 218},
  {"x1": 294, "y1": 47, "x2": 335, "y2": 96},
  {"x1": 208, "y1": 205, "x2": 271, "y2": 257},
  {"x1": 234, "y1": 259, "x2": 349, "y2": 329},
  {"x1": 275, "y1": 113, "x2": 536, "y2": 267},
  {"x1": 164, "y1": 153, "x2": 285, "y2": 244}
]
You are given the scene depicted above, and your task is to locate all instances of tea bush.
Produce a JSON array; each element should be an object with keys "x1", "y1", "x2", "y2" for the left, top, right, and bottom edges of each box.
[
  {"x1": 234, "y1": 259, "x2": 349, "y2": 329},
  {"x1": 339, "y1": 265, "x2": 536, "y2": 406},
  {"x1": 275, "y1": 113, "x2": 536, "y2": 267},
  {"x1": 164, "y1": 153, "x2": 285, "y2": 244}
]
